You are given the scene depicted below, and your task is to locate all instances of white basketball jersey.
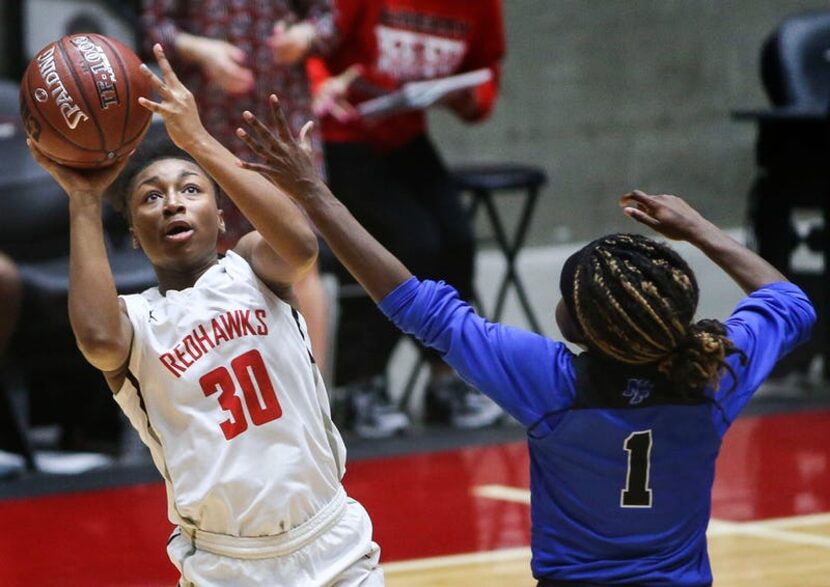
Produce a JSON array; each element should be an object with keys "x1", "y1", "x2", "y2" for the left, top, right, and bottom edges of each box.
[{"x1": 116, "y1": 251, "x2": 347, "y2": 538}]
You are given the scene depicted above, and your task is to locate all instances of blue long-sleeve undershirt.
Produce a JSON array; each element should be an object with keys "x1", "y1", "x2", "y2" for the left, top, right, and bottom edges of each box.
[{"x1": 379, "y1": 278, "x2": 816, "y2": 436}]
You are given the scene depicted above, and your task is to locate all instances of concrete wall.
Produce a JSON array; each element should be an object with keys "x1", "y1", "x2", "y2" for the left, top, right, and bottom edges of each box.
[
  {"x1": 9, "y1": 1, "x2": 827, "y2": 245},
  {"x1": 430, "y1": 0, "x2": 829, "y2": 245}
]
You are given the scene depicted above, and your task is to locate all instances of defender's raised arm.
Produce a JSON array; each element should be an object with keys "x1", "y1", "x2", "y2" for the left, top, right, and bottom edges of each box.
[
  {"x1": 236, "y1": 100, "x2": 412, "y2": 302},
  {"x1": 621, "y1": 190, "x2": 787, "y2": 294}
]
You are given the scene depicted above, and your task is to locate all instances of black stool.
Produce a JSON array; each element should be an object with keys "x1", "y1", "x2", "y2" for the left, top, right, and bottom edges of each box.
[
  {"x1": 453, "y1": 163, "x2": 548, "y2": 332},
  {"x1": 398, "y1": 163, "x2": 548, "y2": 410}
]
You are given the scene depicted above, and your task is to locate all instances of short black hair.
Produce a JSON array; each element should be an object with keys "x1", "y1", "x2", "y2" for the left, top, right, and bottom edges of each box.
[{"x1": 105, "y1": 134, "x2": 221, "y2": 222}]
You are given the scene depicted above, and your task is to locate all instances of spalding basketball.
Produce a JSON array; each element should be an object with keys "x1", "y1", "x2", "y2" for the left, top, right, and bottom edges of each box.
[{"x1": 19, "y1": 33, "x2": 152, "y2": 169}]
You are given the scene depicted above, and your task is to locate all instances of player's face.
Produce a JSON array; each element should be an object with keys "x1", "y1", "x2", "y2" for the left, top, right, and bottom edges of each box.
[{"x1": 127, "y1": 158, "x2": 224, "y2": 270}]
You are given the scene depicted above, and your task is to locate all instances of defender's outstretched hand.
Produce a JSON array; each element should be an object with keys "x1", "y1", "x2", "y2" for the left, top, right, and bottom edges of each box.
[
  {"x1": 622, "y1": 189, "x2": 785, "y2": 292},
  {"x1": 620, "y1": 190, "x2": 715, "y2": 242},
  {"x1": 138, "y1": 44, "x2": 209, "y2": 150},
  {"x1": 237, "y1": 95, "x2": 412, "y2": 302},
  {"x1": 235, "y1": 95, "x2": 324, "y2": 201}
]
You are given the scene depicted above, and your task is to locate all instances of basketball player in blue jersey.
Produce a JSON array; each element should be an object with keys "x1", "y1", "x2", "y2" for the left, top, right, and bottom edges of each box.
[
  {"x1": 237, "y1": 103, "x2": 816, "y2": 587},
  {"x1": 27, "y1": 45, "x2": 383, "y2": 586}
]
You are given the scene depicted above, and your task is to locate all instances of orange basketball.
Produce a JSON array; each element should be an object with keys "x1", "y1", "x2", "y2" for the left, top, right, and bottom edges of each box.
[{"x1": 19, "y1": 33, "x2": 152, "y2": 169}]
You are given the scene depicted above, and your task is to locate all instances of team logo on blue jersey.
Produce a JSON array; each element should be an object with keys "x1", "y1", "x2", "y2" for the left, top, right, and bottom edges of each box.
[{"x1": 623, "y1": 378, "x2": 653, "y2": 405}]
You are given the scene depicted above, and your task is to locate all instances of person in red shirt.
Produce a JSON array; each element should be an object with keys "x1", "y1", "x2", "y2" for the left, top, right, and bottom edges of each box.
[{"x1": 309, "y1": 0, "x2": 505, "y2": 437}]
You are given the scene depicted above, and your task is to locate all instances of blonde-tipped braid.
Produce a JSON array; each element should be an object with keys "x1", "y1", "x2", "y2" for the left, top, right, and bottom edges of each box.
[{"x1": 566, "y1": 234, "x2": 745, "y2": 395}]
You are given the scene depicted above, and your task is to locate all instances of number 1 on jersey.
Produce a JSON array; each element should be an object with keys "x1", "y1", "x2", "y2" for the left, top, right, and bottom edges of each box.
[{"x1": 621, "y1": 430, "x2": 653, "y2": 508}]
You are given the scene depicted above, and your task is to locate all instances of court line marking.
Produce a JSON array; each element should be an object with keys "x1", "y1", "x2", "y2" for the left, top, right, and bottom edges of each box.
[
  {"x1": 472, "y1": 484, "x2": 530, "y2": 504},
  {"x1": 472, "y1": 484, "x2": 830, "y2": 549},
  {"x1": 706, "y1": 519, "x2": 741, "y2": 536},
  {"x1": 723, "y1": 525, "x2": 830, "y2": 549},
  {"x1": 746, "y1": 511, "x2": 830, "y2": 529},
  {"x1": 383, "y1": 488, "x2": 830, "y2": 575},
  {"x1": 381, "y1": 527, "x2": 830, "y2": 576}
]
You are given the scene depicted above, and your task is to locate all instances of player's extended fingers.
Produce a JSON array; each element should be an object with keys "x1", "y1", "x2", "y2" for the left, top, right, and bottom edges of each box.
[
  {"x1": 139, "y1": 63, "x2": 169, "y2": 97},
  {"x1": 26, "y1": 138, "x2": 51, "y2": 166},
  {"x1": 137, "y1": 96, "x2": 164, "y2": 114},
  {"x1": 619, "y1": 189, "x2": 653, "y2": 207},
  {"x1": 235, "y1": 127, "x2": 271, "y2": 158},
  {"x1": 298, "y1": 121, "x2": 314, "y2": 154},
  {"x1": 237, "y1": 159, "x2": 280, "y2": 178},
  {"x1": 25, "y1": 139, "x2": 68, "y2": 176},
  {"x1": 25, "y1": 139, "x2": 81, "y2": 185},
  {"x1": 152, "y1": 44, "x2": 183, "y2": 88},
  {"x1": 241, "y1": 111, "x2": 281, "y2": 150},
  {"x1": 622, "y1": 205, "x2": 661, "y2": 229},
  {"x1": 268, "y1": 95, "x2": 293, "y2": 141}
]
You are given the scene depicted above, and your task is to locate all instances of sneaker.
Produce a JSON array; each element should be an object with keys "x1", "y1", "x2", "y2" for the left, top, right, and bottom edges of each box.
[
  {"x1": 424, "y1": 374, "x2": 503, "y2": 428},
  {"x1": 0, "y1": 450, "x2": 24, "y2": 480},
  {"x1": 337, "y1": 376, "x2": 410, "y2": 439}
]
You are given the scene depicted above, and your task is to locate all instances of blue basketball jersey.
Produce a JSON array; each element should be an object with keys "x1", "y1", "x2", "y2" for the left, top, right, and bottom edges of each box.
[
  {"x1": 527, "y1": 356, "x2": 722, "y2": 585},
  {"x1": 380, "y1": 278, "x2": 815, "y2": 586}
]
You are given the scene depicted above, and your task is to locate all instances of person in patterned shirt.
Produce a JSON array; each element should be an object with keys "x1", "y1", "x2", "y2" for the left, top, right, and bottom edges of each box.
[{"x1": 141, "y1": 0, "x2": 338, "y2": 373}]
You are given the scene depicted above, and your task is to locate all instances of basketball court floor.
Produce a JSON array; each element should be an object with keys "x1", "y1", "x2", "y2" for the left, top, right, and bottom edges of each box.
[
  {"x1": 0, "y1": 236, "x2": 828, "y2": 585},
  {"x1": 0, "y1": 407, "x2": 828, "y2": 585}
]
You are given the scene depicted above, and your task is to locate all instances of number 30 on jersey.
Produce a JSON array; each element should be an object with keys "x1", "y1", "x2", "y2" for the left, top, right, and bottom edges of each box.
[{"x1": 200, "y1": 349, "x2": 282, "y2": 440}]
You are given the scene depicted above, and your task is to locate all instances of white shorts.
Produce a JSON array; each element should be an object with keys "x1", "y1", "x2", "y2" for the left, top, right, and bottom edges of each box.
[{"x1": 167, "y1": 497, "x2": 384, "y2": 587}]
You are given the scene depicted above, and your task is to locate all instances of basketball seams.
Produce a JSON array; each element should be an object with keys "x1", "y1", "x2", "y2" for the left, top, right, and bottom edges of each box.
[
  {"x1": 23, "y1": 60, "x2": 102, "y2": 156},
  {"x1": 55, "y1": 36, "x2": 107, "y2": 155},
  {"x1": 96, "y1": 34, "x2": 131, "y2": 149},
  {"x1": 124, "y1": 118, "x2": 152, "y2": 149},
  {"x1": 22, "y1": 34, "x2": 151, "y2": 168}
]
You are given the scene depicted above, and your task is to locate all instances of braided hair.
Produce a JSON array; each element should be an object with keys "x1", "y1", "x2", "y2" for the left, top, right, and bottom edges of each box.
[{"x1": 560, "y1": 233, "x2": 745, "y2": 396}]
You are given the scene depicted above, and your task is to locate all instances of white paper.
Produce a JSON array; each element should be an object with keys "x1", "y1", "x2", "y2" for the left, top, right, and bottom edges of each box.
[{"x1": 357, "y1": 68, "x2": 493, "y2": 119}]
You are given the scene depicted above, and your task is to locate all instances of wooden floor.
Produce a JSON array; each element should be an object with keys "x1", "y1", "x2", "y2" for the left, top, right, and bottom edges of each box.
[
  {"x1": 0, "y1": 409, "x2": 828, "y2": 585},
  {"x1": 377, "y1": 407, "x2": 830, "y2": 586},
  {"x1": 384, "y1": 513, "x2": 830, "y2": 586}
]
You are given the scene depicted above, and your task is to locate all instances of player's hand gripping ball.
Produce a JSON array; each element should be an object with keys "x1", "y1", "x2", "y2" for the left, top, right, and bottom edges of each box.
[{"x1": 19, "y1": 33, "x2": 152, "y2": 169}]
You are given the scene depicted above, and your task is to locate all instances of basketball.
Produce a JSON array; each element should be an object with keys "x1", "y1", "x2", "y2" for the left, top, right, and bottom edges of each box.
[{"x1": 19, "y1": 33, "x2": 152, "y2": 169}]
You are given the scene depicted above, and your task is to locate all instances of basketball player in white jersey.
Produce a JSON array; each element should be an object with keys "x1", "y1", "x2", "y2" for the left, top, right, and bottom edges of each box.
[{"x1": 27, "y1": 44, "x2": 383, "y2": 586}]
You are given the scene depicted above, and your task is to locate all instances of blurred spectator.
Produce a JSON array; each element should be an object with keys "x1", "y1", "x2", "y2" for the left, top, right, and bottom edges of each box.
[
  {"x1": 0, "y1": 251, "x2": 28, "y2": 468},
  {"x1": 141, "y1": 0, "x2": 337, "y2": 372},
  {"x1": 0, "y1": 254, "x2": 20, "y2": 384},
  {"x1": 309, "y1": 0, "x2": 505, "y2": 437}
]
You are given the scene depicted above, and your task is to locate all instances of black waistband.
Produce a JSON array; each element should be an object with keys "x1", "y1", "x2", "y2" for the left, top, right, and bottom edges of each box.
[
  {"x1": 538, "y1": 581, "x2": 614, "y2": 587},
  {"x1": 538, "y1": 580, "x2": 638, "y2": 587},
  {"x1": 538, "y1": 580, "x2": 711, "y2": 587}
]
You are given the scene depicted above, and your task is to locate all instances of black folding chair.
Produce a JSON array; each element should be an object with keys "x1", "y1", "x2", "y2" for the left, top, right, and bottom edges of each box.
[{"x1": 733, "y1": 9, "x2": 830, "y2": 378}]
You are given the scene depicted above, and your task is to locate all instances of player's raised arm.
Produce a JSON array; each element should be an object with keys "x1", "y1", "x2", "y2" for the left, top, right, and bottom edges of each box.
[
  {"x1": 138, "y1": 44, "x2": 317, "y2": 288},
  {"x1": 620, "y1": 190, "x2": 787, "y2": 294},
  {"x1": 27, "y1": 141, "x2": 133, "y2": 385},
  {"x1": 237, "y1": 99, "x2": 412, "y2": 302}
]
